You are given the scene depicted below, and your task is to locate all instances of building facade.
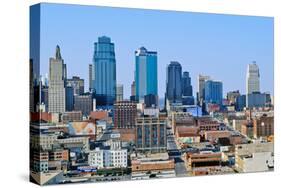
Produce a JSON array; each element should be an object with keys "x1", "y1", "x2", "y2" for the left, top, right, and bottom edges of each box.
[
  {"x1": 116, "y1": 84, "x2": 124, "y2": 102},
  {"x1": 114, "y1": 101, "x2": 137, "y2": 128},
  {"x1": 166, "y1": 61, "x2": 182, "y2": 103},
  {"x1": 74, "y1": 94, "x2": 93, "y2": 116},
  {"x1": 204, "y1": 80, "x2": 223, "y2": 105},
  {"x1": 136, "y1": 117, "x2": 167, "y2": 152},
  {"x1": 92, "y1": 36, "x2": 116, "y2": 106},
  {"x1": 135, "y1": 47, "x2": 158, "y2": 102},
  {"x1": 48, "y1": 45, "x2": 66, "y2": 113},
  {"x1": 67, "y1": 76, "x2": 84, "y2": 96},
  {"x1": 246, "y1": 61, "x2": 260, "y2": 94},
  {"x1": 182, "y1": 71, "x2": 193, "y2": 97}
]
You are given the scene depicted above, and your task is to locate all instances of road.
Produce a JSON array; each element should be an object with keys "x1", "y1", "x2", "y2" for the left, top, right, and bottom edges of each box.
[{"x1": 167, "y1": 128, "x2": 188, "y2": 177}]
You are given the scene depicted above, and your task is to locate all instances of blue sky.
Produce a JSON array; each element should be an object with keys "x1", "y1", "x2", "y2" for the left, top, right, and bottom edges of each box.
[{"x1": 39, "y1": 3, "x2": 274, "y2": 99}]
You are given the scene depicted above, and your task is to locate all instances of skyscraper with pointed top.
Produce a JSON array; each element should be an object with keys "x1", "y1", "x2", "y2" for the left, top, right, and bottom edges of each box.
[{"x1": 48, "y1": 45, "x2": 66, "y2": 113}]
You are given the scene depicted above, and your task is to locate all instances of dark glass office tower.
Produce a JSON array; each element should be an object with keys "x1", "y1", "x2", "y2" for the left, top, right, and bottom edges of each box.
[{"x1": 166, "y1": 61, "x2": 182, "y2": 103}]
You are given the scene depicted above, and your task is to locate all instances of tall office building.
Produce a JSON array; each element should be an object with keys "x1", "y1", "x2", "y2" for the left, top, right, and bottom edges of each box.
[
  {"x1": 89, "y1": 64, "x2": 93, "y2": 92},
  {"x1": 48, "y1": 45, "x2": 66, "y2": 113},
  {"x1": 135, "y1": 47, "x2": 158, "y2": 102},
  {"x1": 116, "y1": 84, "x2": 124, "y2": 102},
  {"x1": 65, "y1": 86, "x2": 74, "y2": 111},
  {"x1": 166, "y1": 61, "x2": 182, "y2": 103},
  {"x1": 246, "y1": 61, "x2": 260, "y2": 94},
  {"x1": 67, "y1": 76, "x2": 84, "y2": 96},
  {"x1": 182, "y1": 71, "x2": 193, "y2": 97},
  {"x1": 114, "y1": 101, "x2": 137, "y2": 128},
  {"x1": 198, "y1": 75, "x2": 211, "y2": 105},
  {"x1": 204, "y1": 80, "x2": 223, "y2": 105},
  {"x1": 92, "y1": 36, "x2": 116, "y2": 106}
]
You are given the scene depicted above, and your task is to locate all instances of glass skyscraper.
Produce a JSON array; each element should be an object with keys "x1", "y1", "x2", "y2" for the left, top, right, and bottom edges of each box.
[
  {"x1": 92, "y1": 36, "x2": 116, "y2": 106},
  {"x1": 182, "y1": 71, "x2": 193, "y2": 97},
  {"x1": 135, "y1": 47, "x2": 158, "y2": 102},
  {"x1": 204, "y1": 80, "x2": 223, "y2": 105},
  {"x1": 166, "y1": 61, "x2": 182, "y2": 103}
]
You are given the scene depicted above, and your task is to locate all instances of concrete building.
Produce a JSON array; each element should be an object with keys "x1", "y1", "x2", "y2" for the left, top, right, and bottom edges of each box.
[
  {"x1": 246, "y1": 61, "x2": 260, "y2": 94},
  {"x1": 235, "y1": 142, "x2": 274, "y2": 172},
  {"x1": 61, "y1": 111, "x2": 82, "y2": 123},
  {"x1": 67, "y1": 76, "x2": 84, "y2": 96},
  {"x1": 88, "y1": 140, "x2": 127, "y2": 169},
  {"x1": 74, "y1": 94, "x2": 93, "y2": 116},
  {"x1": 198, "y1": 75, "x2": 210, "y2": 105},
  {"x1": 48, "y1": 45, "x2": 66, "y2": 113},
  {"x1": 135, "y1": 117, "x2": 167, "y2": 152},
  {"x1": 114, "y1": 101, "x2": 137, "y2": 128},
  {"x1": 116, "y1": 84, "x2": 124, "y2": 102},
  {"x1": 253, "y1": 115, "x2": 274, "y2": 138}
]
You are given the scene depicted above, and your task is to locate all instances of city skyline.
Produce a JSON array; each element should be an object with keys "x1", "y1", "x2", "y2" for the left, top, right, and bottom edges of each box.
[{"x1": 39, "y1": 3, "x2": 274, "y2": 98}]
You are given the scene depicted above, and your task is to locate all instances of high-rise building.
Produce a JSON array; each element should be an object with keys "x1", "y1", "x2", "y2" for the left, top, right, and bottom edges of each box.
[
  {"x1": 67, "y1": 76, "x2": 84, "y2": 96},
  {"x1": 92, "y1": 36, "x2": 116, "y2": 106},
  {"x1": 89, "y1": 64, "x2": 93, "y2": 92},
  {"x1": 135, "y1": 47, "x2": 158, "y2": 102},
  {"x1": 253, "y1": 115, "x2": 274, "y2": 139},
  {"x1": 198, "y1": 75, "x2": 211, "y2": 105},
  {"x1": 166, "y1": 61, "x2": 182, "y2": 103},
  {"x1": 116, "y1": 84, "x2": 124, "y2": 102},
  {"x1": 48, "y1": 45, "x2": 66, "y2": 113},
  {"x1": 204, "y1": 80, "x2": 223, "y2": 105},
  {"x1": 182, "y1": 71, "x2": 193, "y2": 97},
  {"x1": 130, "y1": 81, "x2": 136, "y2": 101},
  {"x1": 136, "y1": 117, "x2": 167, "y2": 152},
  {"x1": 246, "y1": 61, "x2": 260, "y2": 94},
  {"x1": 74, "y1": 94, "x2": 93, "y2": 116},
  {"x1": 114, "y1": 101, "x2": 137, "y2": 128},
  {"x1": 65, "y1": 86, "x2": 74, "y2": 111}
]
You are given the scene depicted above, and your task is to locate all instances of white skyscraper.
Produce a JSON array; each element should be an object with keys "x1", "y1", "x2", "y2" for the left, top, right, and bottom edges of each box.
[
  {"x1": 48, "y1": 45, "x2": 66, "y2": 113},
  {"x1": 246, "y1": 61, "x2": 260, "y2": 94}
]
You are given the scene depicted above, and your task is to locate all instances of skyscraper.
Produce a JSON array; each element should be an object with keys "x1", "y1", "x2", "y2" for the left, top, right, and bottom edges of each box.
[
  {"x1": 182, "y1": 71, "x2": 193, "y2": 97},
  {"x1": 135, "y1": 47, "x2": 158, "y2": 102},
  {"x1": 92, "y1": 36, "x2": 116, "y2": 106},
  {"x1": 198, "y1": 75, "x2": 211, "y2": 105},
  {"x1": 116, "y1": 84, "x2": 124, "y2": 102},
  {"x1": 89, "y1": 64, "x2": 93, "y2": 92},
  {"x1": 166, "y1": 61, "x2": 182, "y2": 103},
  {"x1": 204, "y1": 80, "x2": 223, "y2": 105},
  {"x1": 48, "y1": 45, "x2": 66, "y2": 113},
  {"x1": 246, "y1": 61, "x2": 260, "y2": 94}
]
